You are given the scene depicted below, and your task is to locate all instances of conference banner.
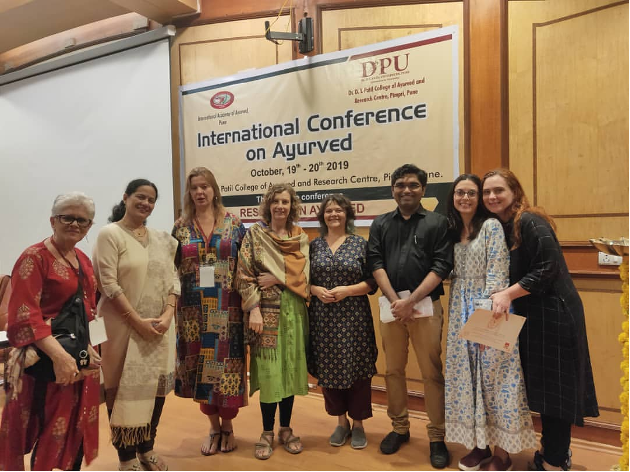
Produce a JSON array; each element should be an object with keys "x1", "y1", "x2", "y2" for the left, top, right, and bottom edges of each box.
[{"x1": 179, "y1": 26, "x2": 459, "y2": 225}]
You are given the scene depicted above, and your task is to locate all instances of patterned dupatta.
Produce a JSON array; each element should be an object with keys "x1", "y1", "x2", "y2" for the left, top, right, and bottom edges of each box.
[{"x1": 237, "y1": 222, "x2": 309, "y2": 358}]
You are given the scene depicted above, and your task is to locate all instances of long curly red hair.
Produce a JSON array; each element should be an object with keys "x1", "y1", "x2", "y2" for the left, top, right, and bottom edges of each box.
[{"x1": 482, "y1": 168, "x2": 556, "y2": 249}]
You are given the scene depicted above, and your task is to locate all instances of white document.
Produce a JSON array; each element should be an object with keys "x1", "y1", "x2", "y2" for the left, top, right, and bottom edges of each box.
[
  {"x1": 379, "y1": 290, "x2": 433, "y2": 323},
  {"x1": 199, "y1": 265, "x2": 215, "y2": 287},
  {"x1": 459, "y1": 309, "x2": 526, "y2": 353},
  {"x1": 473, "y1": 298, "x2": 493, "y2": 311},
  {"x1": 89, "y1": 316, "x2": 108, "y2": 346}
]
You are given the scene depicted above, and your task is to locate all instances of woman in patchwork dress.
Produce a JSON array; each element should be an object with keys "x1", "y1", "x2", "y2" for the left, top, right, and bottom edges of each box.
[{"x1": 172, "y1": 167, "x2": 247, "y2": 456}]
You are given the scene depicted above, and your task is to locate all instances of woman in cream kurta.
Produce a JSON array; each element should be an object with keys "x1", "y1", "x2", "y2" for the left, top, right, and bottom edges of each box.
[{"x1": 92, "y1": 179, "x2": 180, "y2": 471}]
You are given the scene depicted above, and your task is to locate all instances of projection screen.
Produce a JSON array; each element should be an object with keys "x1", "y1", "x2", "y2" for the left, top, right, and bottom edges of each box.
[{"x1": 0, "y1": 27, "x2": 175, "y2": 274}]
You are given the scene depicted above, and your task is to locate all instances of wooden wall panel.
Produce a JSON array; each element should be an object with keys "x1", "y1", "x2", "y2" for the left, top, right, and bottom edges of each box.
[
  {"x1": 580, "y1": 288, "x2": 624, "y2": 425},
  {"x1": 468, "y1": 0, "x2": 506, "y2": 175},
  {"x1": 175, "y1": 16, "x2": 293, "y2": 85},
  {"x1": 320, "y1": 3, "x2": 465, "y2": 173},
  {"x1": 508, "y1": 0, "x2": 629, "y2": 242},
  {"x1": 535, "y1": 5, "x2": 628, "y2": 217}
]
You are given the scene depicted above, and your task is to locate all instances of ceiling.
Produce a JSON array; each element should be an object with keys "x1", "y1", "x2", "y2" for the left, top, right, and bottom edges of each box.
[{"x1": 0, "y1": 0, "x2": 198, "y2": 55}]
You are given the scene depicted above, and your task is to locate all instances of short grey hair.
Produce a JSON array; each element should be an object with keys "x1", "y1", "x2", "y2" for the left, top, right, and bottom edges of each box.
[{"x1": 51, "y1": 192, "x2": 96, "y2": 219}]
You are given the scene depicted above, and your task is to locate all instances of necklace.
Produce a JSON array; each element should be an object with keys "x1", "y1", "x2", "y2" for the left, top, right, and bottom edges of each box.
[
  {"x1": 120, "y1": 222, "x2": 147, "y2": 239},
  {"x1": 50, "y1": 236, "x2": 80, "y2": 276}
]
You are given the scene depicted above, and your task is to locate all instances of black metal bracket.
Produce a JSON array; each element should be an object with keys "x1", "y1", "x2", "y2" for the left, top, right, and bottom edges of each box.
[{"x1": 265, "y1": 17, "x2": 314, "y2": 54}]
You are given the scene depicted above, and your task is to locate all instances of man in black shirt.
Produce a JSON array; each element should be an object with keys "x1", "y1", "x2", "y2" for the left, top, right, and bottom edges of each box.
[{"x1": 367, "y1": 164, "x2": 453, "y2": 468}]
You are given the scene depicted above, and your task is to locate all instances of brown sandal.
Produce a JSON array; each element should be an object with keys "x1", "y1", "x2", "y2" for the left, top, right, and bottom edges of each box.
[
  {"x1": 201, "y1": 432, "x2": 221, "y2": 456},
  {"x1": 254, "y1": 431, "x2": 274, "y2": 460},
  {"x1": 278, "y1": 427, "x2": 303, "y2": 454},
  {"x1": 220, "y1": 429, "x2": 237, "y2": 453}
]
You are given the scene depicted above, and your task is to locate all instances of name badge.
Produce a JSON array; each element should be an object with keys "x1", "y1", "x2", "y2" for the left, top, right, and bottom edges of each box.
[
  {"x1": 473, "y1": 298, "x2": 493, "y2": 311},
  {"x1": 199, "y1": 265, "x2": 215, "y2": 287},
  {"x1": 89, "y1": 316, "x2": 108, "y2": 346}
]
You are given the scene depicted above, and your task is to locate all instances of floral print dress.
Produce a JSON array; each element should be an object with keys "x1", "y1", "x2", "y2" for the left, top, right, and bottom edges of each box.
[{"x1": 444, "y1": 218, "x2": 536, "y2": 453}]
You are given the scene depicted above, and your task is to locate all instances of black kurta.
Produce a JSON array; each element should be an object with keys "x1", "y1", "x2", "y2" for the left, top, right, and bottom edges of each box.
[
  {"x1": 504, "y1": 212, "x2": 599, "y2": 426},
  {"x1": 307, "y1": 234, "x2": 378, "y2": 389}
]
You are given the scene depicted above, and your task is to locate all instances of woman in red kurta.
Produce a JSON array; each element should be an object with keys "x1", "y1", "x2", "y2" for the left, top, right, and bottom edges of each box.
[{"x1": 0, "y1": 192, "x2": 100, "y2": 471}]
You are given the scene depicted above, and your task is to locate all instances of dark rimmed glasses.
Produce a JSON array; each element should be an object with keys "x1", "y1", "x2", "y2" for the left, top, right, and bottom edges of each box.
[
  {"x1": 55, "y1": 214, "x2": 92, "y2": 228},
  {"x1": 393, "y1": 182, "x2": 422, "y2": 190}
]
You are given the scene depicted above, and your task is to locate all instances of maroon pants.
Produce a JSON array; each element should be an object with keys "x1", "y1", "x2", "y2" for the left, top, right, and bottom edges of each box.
[
  {"x1": 199, "y1": 403, "x2": 238, "y2": 420},
  {"x1": 322, "y1": 377, "x2": 373, "y2": 420}
]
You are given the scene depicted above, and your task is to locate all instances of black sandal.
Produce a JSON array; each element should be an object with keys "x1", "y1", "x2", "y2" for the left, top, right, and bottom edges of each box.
[
  {"x1": 201, "y1": 432, "x2": 221, "y2": 456},
  {"x1": 220, "y1": 430, "x2": 237, "y2": 453}
]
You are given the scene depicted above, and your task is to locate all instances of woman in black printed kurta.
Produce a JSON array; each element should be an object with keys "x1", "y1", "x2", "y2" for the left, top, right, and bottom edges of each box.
[
  {"x1": 308, "y1": 194, "x2": 377, "y2": 450},
  {"x1": 482, "y1": 169, "x2": 598, "y2": 472}
]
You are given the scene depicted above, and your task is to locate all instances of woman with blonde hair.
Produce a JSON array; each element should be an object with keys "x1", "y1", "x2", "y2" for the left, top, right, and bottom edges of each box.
[
  {"x1": 236, "y1": 183, "x2": 310, "y2": 460},
  {"x1": 172, "y1": 167, "x2": 247, "y2": 456}
]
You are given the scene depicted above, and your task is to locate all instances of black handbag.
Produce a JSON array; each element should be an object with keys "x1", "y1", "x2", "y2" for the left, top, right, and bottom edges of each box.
[{"x1": 25, "y1": 268, "x2": 90, "y2": 382}]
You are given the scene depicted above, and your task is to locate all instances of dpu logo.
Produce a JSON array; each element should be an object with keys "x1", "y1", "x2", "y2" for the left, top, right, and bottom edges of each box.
[
  {"x1": 210, "y1": 91, "x2": 234, "y2": 109},
  {"x1": 360, "y1": 53, "x2": 409, "y2": 78}
]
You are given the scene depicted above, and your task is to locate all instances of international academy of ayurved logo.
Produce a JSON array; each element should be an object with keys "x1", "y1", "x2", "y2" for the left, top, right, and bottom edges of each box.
[{"x1": 210, "y1": 91, "x2": 234, "y2": 109}]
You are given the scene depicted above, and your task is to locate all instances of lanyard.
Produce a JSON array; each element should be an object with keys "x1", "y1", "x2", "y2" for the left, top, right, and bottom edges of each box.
[
  {"x1": 194, "y1": 217, "x2": 214, "y2": 254},
  {"x1": 50, "y1": 237, "x2": 81, "y2": 278}
]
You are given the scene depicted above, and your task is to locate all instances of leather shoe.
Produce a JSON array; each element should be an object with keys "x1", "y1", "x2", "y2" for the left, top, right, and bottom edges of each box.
[
  {"x1": 379, "y1": 431, "x2": 410, "y2": 455},
  {"x1": 430, "y1": 441, "x2": 450, "y2": 469}
]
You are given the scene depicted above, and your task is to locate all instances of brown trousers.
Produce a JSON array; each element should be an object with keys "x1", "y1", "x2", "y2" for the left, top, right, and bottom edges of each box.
[{"x1": 380, "y1": 299, "x2": 445, "y2": 441}]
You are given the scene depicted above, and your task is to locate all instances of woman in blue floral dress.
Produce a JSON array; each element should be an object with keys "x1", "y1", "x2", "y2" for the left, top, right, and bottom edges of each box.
[
  {"x1": 308, "y1": 194, "x2": 377, "y2": 450},
  {"x1": 444, "y1": 174, "x2": 535, "y2": 471}
]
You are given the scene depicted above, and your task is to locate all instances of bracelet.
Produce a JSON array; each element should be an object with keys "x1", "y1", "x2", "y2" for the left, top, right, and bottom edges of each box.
[
  {"x1": 120, "y1": 310, "x2": 131, "y2": 319},
  {"x1": 166, "y1": 303, "x2": 176, "y2": 308}
]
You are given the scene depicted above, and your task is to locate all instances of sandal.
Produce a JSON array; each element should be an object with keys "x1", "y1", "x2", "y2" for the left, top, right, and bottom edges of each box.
[
  {"x1": 254, "y1": 431, "x2": 274, "y2": 460},
  {"x1": 201, "y1": 432, "x2": 221, "y2": 456},
  {"x1": 220, "y1": 429, "x2": 237, "y2": 453},
  {"x1": 119, "y1": 459, "x2": 142, "y2": 471},
  {"x1": 278, "y1": 427, "x2": 303, "y2": 454},
  {"x1": 137, "y1": 452, "x2": 168, "y2": 471}
]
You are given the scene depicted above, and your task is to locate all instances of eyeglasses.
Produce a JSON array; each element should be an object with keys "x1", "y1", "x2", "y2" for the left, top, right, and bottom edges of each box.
[
  {"x1": 55, "y1": 214, "x2": 92, "y2": 228},
  {"x1": 454, "y1": 189, "x2": 478, "y2": 198},
  {"x1": 393, "y1": 183, "x2": 422, "y2": 190}
]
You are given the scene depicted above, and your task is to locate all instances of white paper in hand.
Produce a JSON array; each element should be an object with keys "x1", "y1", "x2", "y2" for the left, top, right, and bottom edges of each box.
[
  {"x1": 378, "y1": 296, "x2": 396, "y2": 323},
  {"x1": 89, "y1": 316, "x2": 108, "y2": 346},
  {"x1": 378, "y1": 291, "x2": 433, "y2": 323}
]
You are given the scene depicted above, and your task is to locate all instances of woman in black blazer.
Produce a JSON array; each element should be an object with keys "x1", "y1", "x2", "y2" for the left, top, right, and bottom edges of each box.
[{"x1": 481, "y1": 169, "x2": 599, "y2": 471}]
